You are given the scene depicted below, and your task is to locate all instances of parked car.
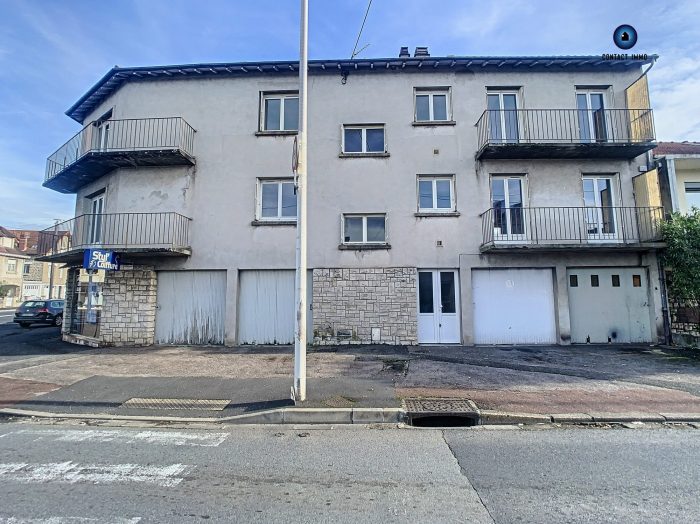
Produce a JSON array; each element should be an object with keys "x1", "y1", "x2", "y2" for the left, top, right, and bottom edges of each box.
[{"x1": 14, "y1": 300, "x2": 65, "y2": 328}]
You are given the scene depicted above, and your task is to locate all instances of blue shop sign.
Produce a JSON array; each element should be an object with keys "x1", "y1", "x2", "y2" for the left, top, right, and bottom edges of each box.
[{"x1": 83, "y1": 249, "x2": 121, "y2": 271}]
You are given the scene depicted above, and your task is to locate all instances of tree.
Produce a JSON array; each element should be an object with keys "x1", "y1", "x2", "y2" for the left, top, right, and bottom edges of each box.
[{"x1": 661, "y1": 210, "x2": 700, "y2": 302}]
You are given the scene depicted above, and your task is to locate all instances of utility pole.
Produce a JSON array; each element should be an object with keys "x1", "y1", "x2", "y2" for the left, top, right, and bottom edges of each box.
[{"x1": 293, "y1": 0, "x2": 308, "y2": 401}]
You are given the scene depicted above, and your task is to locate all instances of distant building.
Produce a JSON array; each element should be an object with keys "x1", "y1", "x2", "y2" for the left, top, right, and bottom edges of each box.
[
  {"x1": 0, "y1": 226, "x2": 29, "y2": 307},
  {"x1": 10, "y1": 229, "x2": 67, "y2": 301}
]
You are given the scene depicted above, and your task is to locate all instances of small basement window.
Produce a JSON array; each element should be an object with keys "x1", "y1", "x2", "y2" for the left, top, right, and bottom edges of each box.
[
  {"x1": 632, "y1": 274, "x2": 642, "y2": 287},
  {"x1": 569, "y1": 274, "x2": 578, "y2": 287},
  {"x1": 591, "y1": 274, "x2": 599, "y2": 287},
  {"x1": 611, "y1": 274, "x2": 620, "y2": 287}
]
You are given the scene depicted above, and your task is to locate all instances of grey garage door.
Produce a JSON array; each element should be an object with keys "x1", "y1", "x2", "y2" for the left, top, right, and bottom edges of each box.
[
  {"x1": 238, "y1": 270, "x2": 312, "y2": 345},
  {"x1": 155, "y1": 270, "x2": 227, "y2": 345},
  {"x1": 568, "y1": 267, "x2": 652, "y2": 343}
]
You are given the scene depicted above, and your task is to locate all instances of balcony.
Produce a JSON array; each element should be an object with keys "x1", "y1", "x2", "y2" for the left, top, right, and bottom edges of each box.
[
  {"x1": 36, "y1": 212, "x2": 192, "y2": 263},
  {"x1": 44, "y1": 117, "x2": 196, "y2": 193},
  {"x1": 475, "y1": 109, "x2": 656, "y2": 160},
  {"x1": 480, "y1": 206, "x2": 665, "y2": 253}
]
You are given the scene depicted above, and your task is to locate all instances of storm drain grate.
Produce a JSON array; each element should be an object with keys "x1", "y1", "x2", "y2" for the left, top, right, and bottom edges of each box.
[
  {"x1": 403, "y1": 398, "x2": 478, "y2": 413},
  {"x1": 122, "y1": 398, "x2": 231, "y2": 411}
]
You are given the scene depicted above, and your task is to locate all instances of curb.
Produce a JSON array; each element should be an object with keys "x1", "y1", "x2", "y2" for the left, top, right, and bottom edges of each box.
[
  {"x1": 0, "y1": 407, "x2": 405, "y2": 425},
  {"x1": 3, "y1": 406, "x2": 700, "y2": 426}
]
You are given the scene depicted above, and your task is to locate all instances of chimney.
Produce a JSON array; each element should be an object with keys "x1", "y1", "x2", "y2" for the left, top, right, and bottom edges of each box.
[
  {"x1": 414, "y1": 46, "x2": 430, "y2": 57},
  {"x1": 399, "y1": 46, "x2": 410, "y2": 58}
]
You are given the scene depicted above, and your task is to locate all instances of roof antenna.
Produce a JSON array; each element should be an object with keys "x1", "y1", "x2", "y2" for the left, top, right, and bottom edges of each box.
[{"x1": 350, "y1": 0, "x2": 373, "y2": 59}]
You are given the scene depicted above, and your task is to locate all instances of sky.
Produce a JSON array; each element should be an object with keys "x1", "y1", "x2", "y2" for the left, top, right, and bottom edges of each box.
[{"x1": 0, "y1": 0, "x2": 699, "y2": 229}]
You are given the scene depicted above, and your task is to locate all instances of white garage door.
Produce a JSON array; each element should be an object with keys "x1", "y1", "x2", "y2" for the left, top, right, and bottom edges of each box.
[
  {"x1": 238, "y1": 270, "x2": 312, "y2": 345},
  {"x1": 568, "y1": 268, "x2": 652, "y2": 343},
  {"x1": 473, "y1": 268, "x2": 557, "y2": 344},
  {"x1": 155, "y1": 270, "x2": 227, "y2": 345}
]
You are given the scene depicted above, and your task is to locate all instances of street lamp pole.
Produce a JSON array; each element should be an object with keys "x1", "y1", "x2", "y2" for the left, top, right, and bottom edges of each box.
[{"x1": 293, "y1": 0, "x2": 308, "y2": 402}]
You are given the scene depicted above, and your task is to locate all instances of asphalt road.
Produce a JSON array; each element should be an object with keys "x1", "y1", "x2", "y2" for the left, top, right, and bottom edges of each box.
[{"x1": 0, "y1": 422, "x2": 697, "y2": 523}]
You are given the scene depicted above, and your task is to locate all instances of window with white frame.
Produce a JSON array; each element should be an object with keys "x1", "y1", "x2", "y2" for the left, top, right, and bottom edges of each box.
[
  {"x1": 257, "y1": 179, "x2": 297, "y2": 220},
  {"x1": 415, "y1": 88, "x2": 450, "y2": 122},
  {"x1": 417, "y1": 176, "x2": 455, "y2": 212},
  {"x1": 685, "y1": 182, "x2": 700, "y2": 211},
  {"x1": 342, "y1": 125, "x2": 386, "y2": 154},
  {"x1": 342, "y1": 214, "x2": 386, "y2": 244},
  {"x1": 23, "y1": 262, "x2": 31, "y2": 275},
  {"x1": 261, "y1": 93, "x2": 299, "y2": 131},
  {"x1": 7, "y1": 259, "x2": 17, "y2": 273}
]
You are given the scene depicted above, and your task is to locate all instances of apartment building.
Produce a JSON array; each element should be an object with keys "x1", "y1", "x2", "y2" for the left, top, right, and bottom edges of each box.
[
  {"x1": 0, "y1": 226, "x2": 29, "y2": 307},
  {"x1": 10, "y1": 229, "x2": 67, "y2": 301},
  {"x1": 38, "y1": 49, "x2": 663, "y2": 347}
]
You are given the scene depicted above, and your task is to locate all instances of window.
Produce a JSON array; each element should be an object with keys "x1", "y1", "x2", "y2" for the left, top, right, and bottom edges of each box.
[
  {"x1": 591, "y1": 274, "x2": 599, "y2": 287},
  {"x1": 487, "y1": 91, "x2": 519, "y2": 143},
  {"x1": 342, "y1": 125, "x2": 386, "y2": 154},
  {"x1": 569, "y1": 275, "x2": 578, "y2": 287},
  {"x1": 258, "y1": 180, "x2": 297, "y2": 221},
  {"x1": 415, "y1": 88, "x2": 450, "y2": 122},
  {"x1": 7, "y1": 259, "x2": 17, "y2": 273},
  {"x1": 611, "y1": 274, "x2": 620, "y2": 287},
  {"x1": 632, "y1": 274, "x2": 642, "y2": 287},
  {"x1": 23, "y1": 262, "x2": 31, "y2": 275},
  {"x1": 417, "y1": 176, "x2": 455, "y2": 212},
  {"x1": 342, "y1": 214, "x2": 386, "y2": 244},
  {"x1": 261, "y1": 93, "x2": 299, "y2": 131},
  {"x1": 685, "y1": 182, "x2": 700, "y2": 211}
]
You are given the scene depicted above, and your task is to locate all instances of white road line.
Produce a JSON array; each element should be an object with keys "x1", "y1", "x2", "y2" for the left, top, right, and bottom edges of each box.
[
  {"x1": 1, "y1": 518, "x2": 141, "y2": 524},
  {"x1": 14, "y1": 429, "x2": 228, "y2": 447},
  {"x1": 0, "y1": 462, "x2": 189, "y2": 487}
]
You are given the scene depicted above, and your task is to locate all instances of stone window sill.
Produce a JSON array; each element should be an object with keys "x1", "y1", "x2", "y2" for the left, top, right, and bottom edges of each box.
[
  {"x1": 338, "y1": 152, "x2": 390, "y2": 158},
  {"x1": 414, "y1": 211, "x2": 461, "y2": 218},
  {"x1": 251, "y1": 220, "x2": 297, "y2": 226},
  {"x1": 254, "y1": 130, "x2": 298, "y2": 137},
  {"x1": 338, "y1": 243, "x2": 391, "y2": 251},
  {"x1": 412, "y1": 120, "x2": 457, "y2": 127}
]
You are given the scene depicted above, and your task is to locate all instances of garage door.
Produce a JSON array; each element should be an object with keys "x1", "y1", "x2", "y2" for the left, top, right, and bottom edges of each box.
[
  {"x1": 568, "y1": 268, "x2": 651, "y2": 343},
  {"x1": 473, "y1": 268, "x2": 557, "y2": 344},
  {"x1": 238, "y1": 270, "x2": 312, "y2": 345},
  {"x1": 155, "y1": 270, "x2": 226, "y2": 345}
]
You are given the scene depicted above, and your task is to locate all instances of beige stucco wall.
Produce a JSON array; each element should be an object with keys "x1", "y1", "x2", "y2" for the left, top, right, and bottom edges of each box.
[
  {"x1": 675, "y1": 167, "x2": 700, "y2": 213},
  {"x1": 59, "y1": 65, "x2": 662, "y2": 344}
]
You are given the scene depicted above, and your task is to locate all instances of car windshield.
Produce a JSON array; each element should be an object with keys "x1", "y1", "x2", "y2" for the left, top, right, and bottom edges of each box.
[{"x1": 22, "y1": 301, "x2": 46, "y2": 308}]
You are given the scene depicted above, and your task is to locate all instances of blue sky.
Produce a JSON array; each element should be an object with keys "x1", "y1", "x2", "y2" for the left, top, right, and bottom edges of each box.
[{"x1": 1, "y1": 0, "x2": 698, "y2": 229}]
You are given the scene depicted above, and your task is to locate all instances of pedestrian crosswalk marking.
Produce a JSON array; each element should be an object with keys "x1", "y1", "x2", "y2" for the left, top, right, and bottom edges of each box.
[
  {"x1": 0, "y1": 462, "x2": 189, "y2": 487},
  {"x1": 13, "y1": 429, "x2": 228, "y2": 447}
]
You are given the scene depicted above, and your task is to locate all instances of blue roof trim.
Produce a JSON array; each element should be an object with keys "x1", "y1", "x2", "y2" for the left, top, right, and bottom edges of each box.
[{"x1": 66, "y1": 55, "x2": 657, "y2": 123}]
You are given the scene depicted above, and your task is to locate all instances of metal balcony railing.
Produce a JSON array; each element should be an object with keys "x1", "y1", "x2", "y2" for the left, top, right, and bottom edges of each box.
[
  {"x1": 45, "y1": 117, "x2": 196, "y2": 183},
  {"x1": 475, "y1": 108, "x2": 655, "y2": 151},
  {"x1": 37, "y1": 212, "x2": 192, "y2": 257},
  {"x1": 480, "y1": 206, "x2": 664, "y2": 249}
]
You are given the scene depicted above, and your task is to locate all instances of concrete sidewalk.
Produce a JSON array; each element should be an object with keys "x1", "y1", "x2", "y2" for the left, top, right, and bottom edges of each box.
[{"x1": 1, "y1": 342, "x2": 700, "y2": 424}]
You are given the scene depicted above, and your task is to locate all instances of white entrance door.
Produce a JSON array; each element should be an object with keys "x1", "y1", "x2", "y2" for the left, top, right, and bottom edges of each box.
[
  {"x1": 491, "y1": 177, "x2": 526, "y2": 242},
  {"x1": 568, "y1": 268, "x2": 652, "y2": 343},
  {"x1": 576, "y1": 91, "x2": 608, "y2": 142},
  {"x1": 417, "y1": 270, "x2": 460, "y2": 344},
  {"x1": 155, "y1": 270, "x2": 227, "y2": 344},
  {"x1": 473, "y1": 268, "x2": 557, "y2": 344},
  {"x1": 88, "y1": 194, "x2": 104, "y2": 244},
  {"x1": 238, "y1": 270, "x2": 313, "y2": 345},
  {"x1": 583, "y1": 176, "x2": 617, "y2": 241}
]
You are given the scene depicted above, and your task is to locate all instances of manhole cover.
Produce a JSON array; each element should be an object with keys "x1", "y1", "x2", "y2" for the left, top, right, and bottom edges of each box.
[
  {"x1": 403, "y1": 398, "x2": 478, "y2": 413},
  {"x1": 122, "y1": 398, "x2": 230, "y2": 411}
]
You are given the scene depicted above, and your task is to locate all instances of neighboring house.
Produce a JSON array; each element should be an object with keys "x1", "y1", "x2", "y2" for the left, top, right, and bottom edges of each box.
[
  {"x1": 652, "y1": 142, "x2": 700, "y2": 346},
  {"x1": 0, "y1": 226, "x2": 30, "y2": 307},
  {"x1": 654, "y1": 141, "x2": 700, "y2": 214},
  {"x1": 38, "y1": 49, "x2": 663, "y2": 348},
  {"x1": 10, "y1": 229, "x2": 67, "y2": 301}
]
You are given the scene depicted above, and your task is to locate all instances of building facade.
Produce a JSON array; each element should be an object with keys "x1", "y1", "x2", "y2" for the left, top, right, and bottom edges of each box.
[
  {"x1": 38, "y1": 50, "x2": 663, "y2": 347},
  {"x1": 10, "y1": 229, "x2": 67, "y2": 301},
  {"x1": 0, "y1": 227, "x2": 29, "y2": 307}
]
